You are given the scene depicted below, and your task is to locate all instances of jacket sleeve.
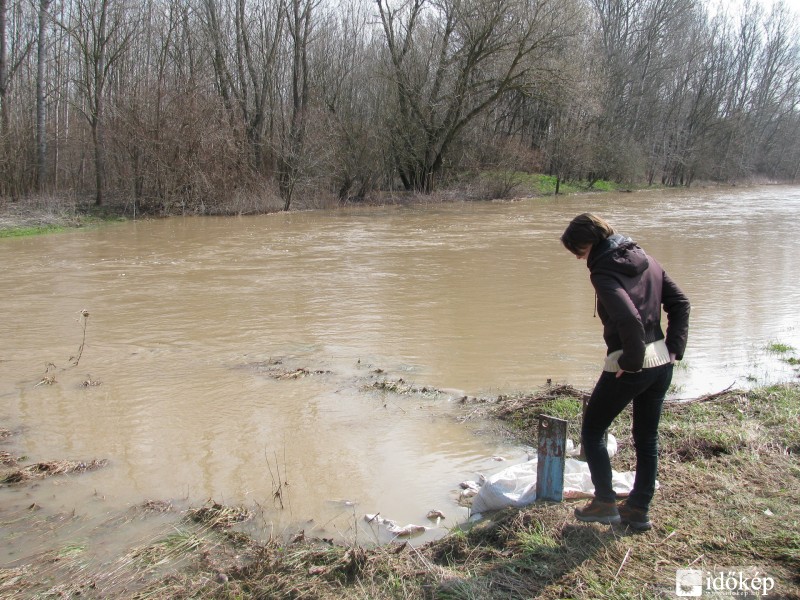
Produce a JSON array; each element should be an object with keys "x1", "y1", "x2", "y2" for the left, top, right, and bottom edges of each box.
[
  {"x1": 662, "y1": 271, "x2": 690, "y2": 360},
  {"x1": 590, "y1": 271, "x2": 646, "y2": 371}
]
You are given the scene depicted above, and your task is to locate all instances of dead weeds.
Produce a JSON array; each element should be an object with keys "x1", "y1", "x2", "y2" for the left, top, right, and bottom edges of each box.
[
  {"x1": 369, "y1": 377, "x2": 445, "y2": 395},
  {"x1": 243, "y1": 358, "x2": 333, "y2": 380},
  {"x1": 1, "y1": 458, "x2": 108, "y2": 484}
]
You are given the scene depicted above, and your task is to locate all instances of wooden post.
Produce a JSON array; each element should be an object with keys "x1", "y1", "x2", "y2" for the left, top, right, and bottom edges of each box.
[{"x1": 536, "y1": 415, "x2": 568, "y2": 502}]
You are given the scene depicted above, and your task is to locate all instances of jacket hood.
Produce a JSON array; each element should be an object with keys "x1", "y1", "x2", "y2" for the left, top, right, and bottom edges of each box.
[{"x1": 587, "y1": 233, "x2": 649, "y2": 276}]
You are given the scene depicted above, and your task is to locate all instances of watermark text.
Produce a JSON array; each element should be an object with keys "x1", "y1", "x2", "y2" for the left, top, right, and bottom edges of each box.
[{"x1": 676, "y1": 568, "x2": 775, "y2": 597}]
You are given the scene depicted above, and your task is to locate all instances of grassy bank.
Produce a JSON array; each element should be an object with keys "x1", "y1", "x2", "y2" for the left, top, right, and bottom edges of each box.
[
  {"x1": 0, "y1": 196, "x2": 128, "y2": 238},
  {"x1": 1, "y1": 381, "x2": 798, "y2": 599},
  {"x1": 0, "y1": 175, "x2": 661, "y2": 238},
  {"x1": 477, "y1": 172, "x2": 633, "y2": 198}
]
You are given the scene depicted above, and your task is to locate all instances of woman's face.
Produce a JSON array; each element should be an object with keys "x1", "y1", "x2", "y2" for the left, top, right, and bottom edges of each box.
[{"x1": 574, "y1": 245, "x2": 591, "y2": 260}]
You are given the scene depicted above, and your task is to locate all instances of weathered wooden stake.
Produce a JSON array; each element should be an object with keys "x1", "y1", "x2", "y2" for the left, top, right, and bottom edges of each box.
[{"x1": 536, "y1": 414, "x2": 568, "y2": 502}]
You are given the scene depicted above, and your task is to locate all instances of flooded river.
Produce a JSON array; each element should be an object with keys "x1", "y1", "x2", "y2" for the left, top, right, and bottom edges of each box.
[{"x1": 2, "y1": 185, "x2": 800, "y2": 558}]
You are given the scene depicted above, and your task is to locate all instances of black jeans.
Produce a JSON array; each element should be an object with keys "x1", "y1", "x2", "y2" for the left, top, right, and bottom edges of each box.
[{"x1": 582, "y1": 363, "x2": 673, "y2": 510}]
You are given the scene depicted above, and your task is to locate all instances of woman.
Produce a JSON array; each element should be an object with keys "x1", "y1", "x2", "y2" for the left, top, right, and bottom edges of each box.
[{"x1": 561, "y1": 213, "x2": 690, "y2": 531}]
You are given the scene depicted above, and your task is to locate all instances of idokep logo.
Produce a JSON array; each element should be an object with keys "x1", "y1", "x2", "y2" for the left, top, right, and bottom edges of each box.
[{"x1": 675, "y1": 568, "x2": 775, "y2": 597}]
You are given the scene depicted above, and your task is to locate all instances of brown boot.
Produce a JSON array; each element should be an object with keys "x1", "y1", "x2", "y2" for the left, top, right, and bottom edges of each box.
[
  {"x1": 574, "y1": 498, "x2": 621, "y2": 524},
  {"x1": 618, "y1": 501, "x2": 652, "y2": 531}
]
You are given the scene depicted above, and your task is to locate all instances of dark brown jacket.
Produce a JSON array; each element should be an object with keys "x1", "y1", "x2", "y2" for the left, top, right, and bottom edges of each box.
[{"x1": 588, "y1": 234, "x2": 690, "y2": 372}]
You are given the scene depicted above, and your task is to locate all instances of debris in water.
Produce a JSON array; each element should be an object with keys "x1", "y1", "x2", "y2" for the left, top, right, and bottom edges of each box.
[
  {"x1": 364, "y1": 513, "x2": 428, "y2": 537},
  {"x1": 1, "y1": 459, "x2": 108, "y2": 484},
  {"x1": 187, "y1": 501, "x2": 252, "y2": 529}
]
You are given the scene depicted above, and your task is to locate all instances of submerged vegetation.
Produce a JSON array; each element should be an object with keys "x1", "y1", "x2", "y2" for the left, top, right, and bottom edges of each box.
[
  {"x1": 1, "y1": 380, "x2": 798, "y2": 599},
  {"x1": 0, "y1": 459, "x2": 108, "y2": 484},
  {"x1": 766, "y1": 342, "x2": 795, "y2": 354}
]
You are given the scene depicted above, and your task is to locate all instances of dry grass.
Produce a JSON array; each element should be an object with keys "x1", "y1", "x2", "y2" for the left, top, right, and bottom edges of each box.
[{"x1": 0, "y1": 195, "x2": 80, "y2": 230}]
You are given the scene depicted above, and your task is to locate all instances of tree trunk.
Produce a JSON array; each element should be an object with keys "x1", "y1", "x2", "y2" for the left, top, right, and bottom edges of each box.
[
  {"x1": 0, "y1": 0, "x2": 8, "y2": 135},
  {"x1": 36, "y1": 0, "x2": 51, "y2": 191},
  {"x1": 92, "y1": 117, "x2": 105, "y2": 206}
]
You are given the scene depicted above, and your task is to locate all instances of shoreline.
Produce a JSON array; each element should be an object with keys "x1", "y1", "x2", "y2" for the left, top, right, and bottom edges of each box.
[{"x1": 2, "y1": 179, "x2": 793, "y2": 238}]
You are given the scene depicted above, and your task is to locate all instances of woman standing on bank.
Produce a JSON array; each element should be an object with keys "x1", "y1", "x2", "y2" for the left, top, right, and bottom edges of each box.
[{"x1": 561, "y1": 213, "x2": 690, "y2": 531}]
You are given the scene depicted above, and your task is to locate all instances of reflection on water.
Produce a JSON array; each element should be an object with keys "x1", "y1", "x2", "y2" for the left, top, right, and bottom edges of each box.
[{"x1": 1, "y1": 185, "x2": 799, "y2": 556}]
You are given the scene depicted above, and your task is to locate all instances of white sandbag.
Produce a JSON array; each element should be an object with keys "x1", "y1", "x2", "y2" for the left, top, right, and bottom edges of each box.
[
  {"x1": 570, "y1": 433, "x2": 618, "y2": 458},
  {"x1": 467, "y1": 435, "x2": 646, "y2": 515},
  {"x1": 469, "y1": 461, "x2": 540, "y2": 513}
]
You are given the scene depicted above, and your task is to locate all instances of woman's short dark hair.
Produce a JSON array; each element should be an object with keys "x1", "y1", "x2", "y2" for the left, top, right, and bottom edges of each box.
[{"x1": 561, "y1": 213, "x2": 615, "y2": 255}]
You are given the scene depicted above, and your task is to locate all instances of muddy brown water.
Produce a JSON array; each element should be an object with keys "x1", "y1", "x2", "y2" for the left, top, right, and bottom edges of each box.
[{"x1": 2, "y1": 186, "x2": 800, "y2": 561}]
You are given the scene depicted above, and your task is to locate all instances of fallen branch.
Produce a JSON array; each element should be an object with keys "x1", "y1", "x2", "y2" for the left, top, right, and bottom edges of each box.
[{"x1": 670, "y1": 383, "x2": 740, "y2": 405}]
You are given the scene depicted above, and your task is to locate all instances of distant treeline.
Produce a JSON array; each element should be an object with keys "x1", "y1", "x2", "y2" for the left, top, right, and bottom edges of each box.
[{"x1": 1, "y1": 0, "x2": 798, "y2": 212}]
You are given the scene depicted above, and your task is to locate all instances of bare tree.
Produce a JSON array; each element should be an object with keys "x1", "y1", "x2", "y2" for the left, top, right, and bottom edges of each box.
[
  {"x1": 63, "y1": 0, "x2": 136, "y2": 205},
  {"x1": 313, "y1": 1, "x2": 385, "y2": 202},
  {"x1": 0, "y1": 0, "x2": 32, "y2": 134},
  {"x1": 376, "y1": 0, "x2": 577, "y2": 192},
  {"x1": 202, "y1": 0, "x2": 284, "y2": 171},
  {"x1": 35, "y1": 0, "x2": 51, "y2": 190},
  {"x1": 0, "y1": 0, "x2": 33, "y2": 196},
  {"x1": 274, "y1": 0, "x2": 319, "y2": 209}
]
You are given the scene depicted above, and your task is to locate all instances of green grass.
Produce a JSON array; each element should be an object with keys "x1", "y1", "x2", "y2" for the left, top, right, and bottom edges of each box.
[
  {"x1": 0, "y1": 224, "x2": 67, "y2": 238},
  {"x1": 0, "y1": 214, "x2": 127, "y2": 238},
  {"x1": 766, "y1": 341, "x2": 795, "y2": 353},
  {"x1": 489, "y1": 387, "x2": 585, "y2": 440},
  {"x1": 515, "y1": 521, "x2": 560, "y2": 558},
  {"x1": 587, "y1": 179, "x2": 616, "y2": 192},
  {"x1": 57, "y1": 543, "x2": 87, "y2": 558},
  {"x1": 479, "y1": 171, "x2": 624, "y2": 196},
  {"x1": 538, "y1": 396, "x2": 583, "y2": 421},
  {"x1": 0, "y1": 200, "x2": 129, "y2": 239},
  {"x1": 764, "y1": 342, "x2": 800, "y2": 368}
]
